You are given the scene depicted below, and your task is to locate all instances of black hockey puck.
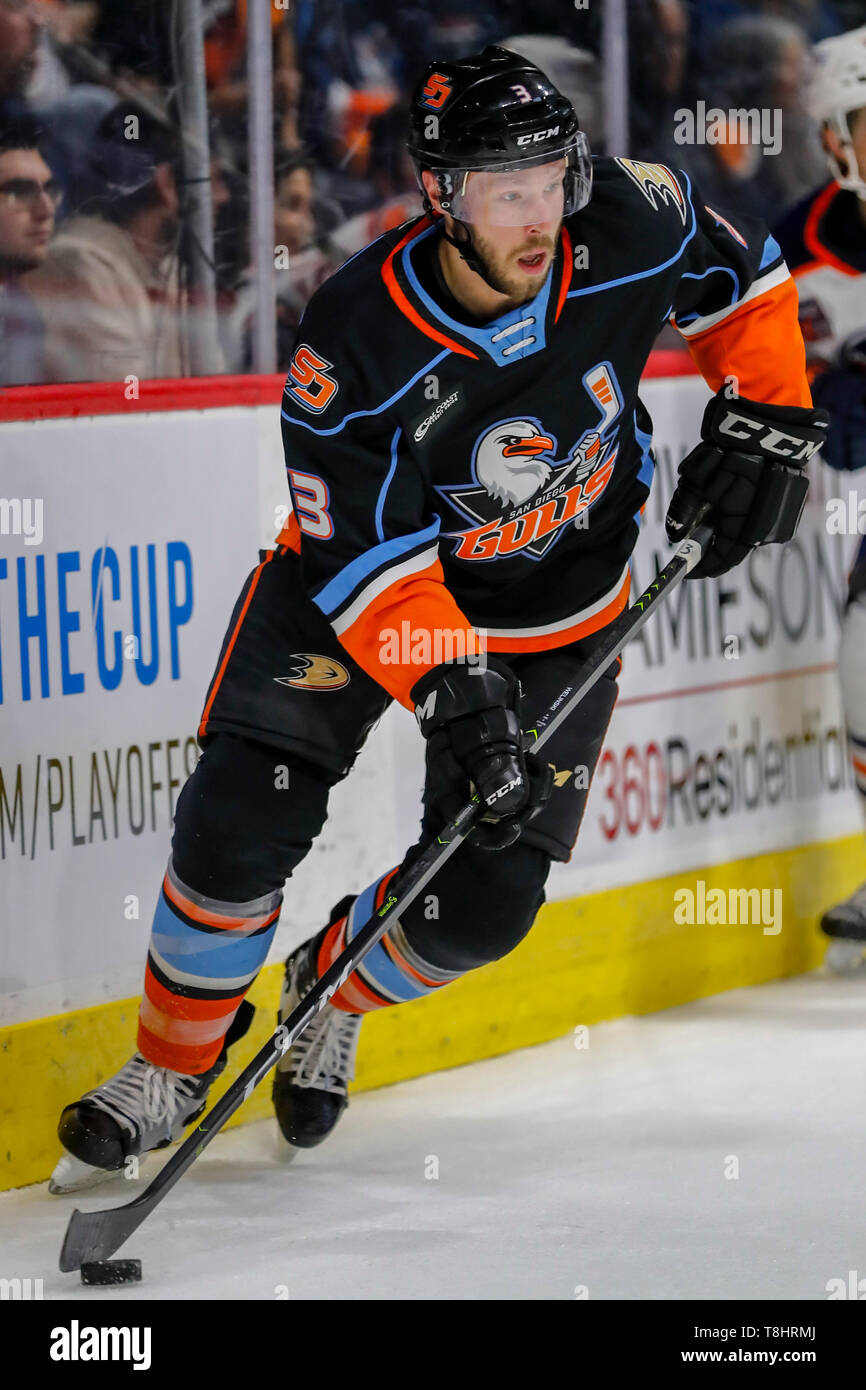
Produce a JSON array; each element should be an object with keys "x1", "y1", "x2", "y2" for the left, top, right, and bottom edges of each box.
[{"x1": 80, "y1": 1259, "x2": 142, "y2": 1286}]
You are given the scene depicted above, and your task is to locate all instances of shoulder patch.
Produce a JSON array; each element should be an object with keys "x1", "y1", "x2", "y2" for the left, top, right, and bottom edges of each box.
[
  {"x1": 286, "y1": 344, "x2": 339, "y2": 414},
  {"x1": 615, "y1": 159, "x2": 687, "y2": 225}
]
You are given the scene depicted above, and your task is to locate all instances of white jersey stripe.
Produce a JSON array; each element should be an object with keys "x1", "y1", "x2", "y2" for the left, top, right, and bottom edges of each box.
[
  {"x1": 483, "y1": 565, "x2": 630, "y2": 640},
  {"x1": 676, "y1": 262, "x2": 791, "y2": 339},
  {"x1": 331, "y1": 543, "x2": 441, "y2": 636}
]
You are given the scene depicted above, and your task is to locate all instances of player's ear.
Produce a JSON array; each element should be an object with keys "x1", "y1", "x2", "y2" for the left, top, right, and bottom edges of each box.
[
  {"x1": 421, "y1": 169, "x2": 444, "y2": 216},
  {"x1": 820, "y1": 122, "x2": 847, "y2": 169}
]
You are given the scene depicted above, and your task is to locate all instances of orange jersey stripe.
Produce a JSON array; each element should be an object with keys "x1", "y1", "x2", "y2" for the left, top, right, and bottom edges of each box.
[
  {"x1": 683, "y1": 277, "x2": 812, "y2": 407},
  {"x1": 381, "y1": 219, "x2": 480, "y2": 361},
  {"x1": 485, "y1": 569, "x2": 631, "y2": 653},
  {"x1": 555, "y1": 225, "x2": 573, "y2": 322},
  {"x1": 335, "y1": 560, "x2": 484, "y2": 709}
]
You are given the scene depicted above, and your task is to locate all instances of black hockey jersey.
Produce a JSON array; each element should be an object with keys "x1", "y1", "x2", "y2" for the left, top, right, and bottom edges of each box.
[{"x1": 277, "y1": 157, "x2": 810, "y2": 708}]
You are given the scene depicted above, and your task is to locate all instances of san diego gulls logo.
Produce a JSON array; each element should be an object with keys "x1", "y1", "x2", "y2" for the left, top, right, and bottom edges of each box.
[
  {"x1": 275, "y1": 654, "x2": 351, "y2": 691},
  {"x1": 616, "y1": 159, "x2": 687, "y2": 225},
  {"x1": 435, "y1": 362, "x2": 623, "y2": 562}
]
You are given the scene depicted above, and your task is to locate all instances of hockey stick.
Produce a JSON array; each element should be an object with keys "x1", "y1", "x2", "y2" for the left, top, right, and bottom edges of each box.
[{"x1": 59, "y1": 516, "x2": 712, "y2": 1272}]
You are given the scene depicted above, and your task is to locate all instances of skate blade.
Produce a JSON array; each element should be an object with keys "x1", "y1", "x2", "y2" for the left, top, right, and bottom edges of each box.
[
  {"x1": 824, "y1": 940, "x2": 866, "y2": 975},
  {"x1": 48, "y1": 1152, "x2": 125, "y2": 1195},
  {"x1": 274, "y1": 1128, "x2": 301, "y2": 1165}
]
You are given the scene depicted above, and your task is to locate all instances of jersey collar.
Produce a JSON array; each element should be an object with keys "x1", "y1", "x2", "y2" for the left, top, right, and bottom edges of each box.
[{"x1": 383, "y1": 217, "x2": 573, "y2": 366}]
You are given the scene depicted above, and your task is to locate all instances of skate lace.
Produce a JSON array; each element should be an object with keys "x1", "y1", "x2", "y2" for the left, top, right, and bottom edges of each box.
[
  {"x1": 291, "y1": 1006, "x2": 360, "y2": 1095},
  {"x1": 88, "y1": 1055, "x2": 199, "y2": 1138}
]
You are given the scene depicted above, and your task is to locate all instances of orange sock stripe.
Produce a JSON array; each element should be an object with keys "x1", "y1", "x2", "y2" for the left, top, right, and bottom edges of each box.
[
  {"x1": 329, "y1": 972, "x2": 390, "y2": 1014},
  {"x1": 139, "y1": 994, "x2": 234, "y2": 1048},
  {"x1": 316, "y1": 914, "x2": 348, "y2": 978},
  {"x1": 380, "y1": 929, "x2": 445, "y2": 990},
  {"x1": 374, "y1": 867, "x2": 400, "y2": 909},
  {"x1": 137, "y1": 1022, "x2": 223, "y2": 1075},
  {"x1": 163, "y1": 873, "x2": 280, "y2": 933},
  {"x1": 143, "y1": 963, "x2": 245, "y2": 1022}
]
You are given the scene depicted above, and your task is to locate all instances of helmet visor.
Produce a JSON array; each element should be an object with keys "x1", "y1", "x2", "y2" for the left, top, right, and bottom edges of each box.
[{"x1": 438, "y1": 131, "x2": 592, "y2": 227}]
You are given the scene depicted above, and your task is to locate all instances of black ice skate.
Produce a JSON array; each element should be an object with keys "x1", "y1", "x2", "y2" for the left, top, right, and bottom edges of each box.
[
  {"x1": 49, "y1": 1000, "x2": 255, "y2": 1194},
  {"x1": 272, "y1": 915, "x2": 363, "y2": 1153},
  {"x1": 821, "y1": 880, "x2": 866, "y2": 972}
]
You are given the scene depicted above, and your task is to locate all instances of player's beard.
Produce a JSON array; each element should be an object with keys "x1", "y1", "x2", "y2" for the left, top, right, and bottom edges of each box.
[{"x1": 469, "y1": 226, "x2": 560, "y2": 302}]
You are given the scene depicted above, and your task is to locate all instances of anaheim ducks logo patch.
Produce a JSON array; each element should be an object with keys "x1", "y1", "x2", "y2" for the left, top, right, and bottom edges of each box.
[
  {"x1": 435, "y1": 362, "x2": 623, "y2": 562},
  {"x1": 275, "y1": 654, "x2": 351, "y2": 691},
  {"x1": 616, "y1": 159, "x2": 687, "y2": 225}
]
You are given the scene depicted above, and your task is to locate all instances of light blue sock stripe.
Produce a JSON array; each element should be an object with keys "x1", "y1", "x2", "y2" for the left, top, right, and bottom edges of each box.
[
  {"x1": 357, "y1": 939, "x2": 431, "y2": 1004},
  {"x1": 344, "y1": 879, "x2": 385, "y2": 942},
  {"x1": 345, "y1": 874, "x2": 432, "y2": 1003},
  {"x1": 151, "y1": 894, "x2": 277, "y2": 983}
]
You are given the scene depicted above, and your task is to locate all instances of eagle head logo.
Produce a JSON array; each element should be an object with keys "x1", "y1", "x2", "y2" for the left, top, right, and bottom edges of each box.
[{"x1": 475, "y1": 421, "x2": 556, "y2": 507}]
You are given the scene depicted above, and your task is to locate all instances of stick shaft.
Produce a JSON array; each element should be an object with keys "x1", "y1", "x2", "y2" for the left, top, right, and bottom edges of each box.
[{"x1": 59, "y1": 521, "x2": 711, "y2": 1267}]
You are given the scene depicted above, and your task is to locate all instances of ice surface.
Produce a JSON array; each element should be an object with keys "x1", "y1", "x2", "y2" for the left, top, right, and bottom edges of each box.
[{"x1": 3, "y1": 972, "x2": 865, "y2": 1300}]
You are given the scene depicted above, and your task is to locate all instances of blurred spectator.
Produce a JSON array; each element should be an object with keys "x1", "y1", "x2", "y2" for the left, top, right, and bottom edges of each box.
[
  {"x1": 690, "y1": 1, "x2": 842, "y2": 50},
  {"x1": 25, "y1": 2, "x2": 100, "y2": 105},
  {"x1": 0, "y1": 0, "x2": 42, "y2": 118},
  {"x1": 83, "y1": 0, "x2": 172, "y2": 88},
  {"x1": 674, "y1": 14, "x2": 826, "y2": 223},
  {"x1": 0, "y1": 115, "x2": 57, "y2": 384},
  {"x1": 630, "y1": 0, "x2": 691, "y2": 161},
  {"x1": 205, "y1": 3, "x2": 301, "y2": 152},
  {"x1": 327, "y1": 104, "x2": 422, "y2": 261},
  {"x1": 224, "y1": 148, "x2": 339, "y2": 372},
  {"x1": 27, "y1": 101, "x2": 226, "y2": 381}
]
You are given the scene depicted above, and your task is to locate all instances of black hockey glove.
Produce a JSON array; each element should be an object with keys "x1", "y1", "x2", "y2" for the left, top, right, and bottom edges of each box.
[
  {"x1": 411, "y1": 656, "x2": 553, "y2": 851},
  {"x1": 665, "y1": 390, "x2": 828, "y2": 579}
]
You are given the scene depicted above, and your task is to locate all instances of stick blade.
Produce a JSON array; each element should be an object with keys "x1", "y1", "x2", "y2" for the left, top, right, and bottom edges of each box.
[{"x1": 59, "y1": 1199, "x2": 150, "y2": 1272}]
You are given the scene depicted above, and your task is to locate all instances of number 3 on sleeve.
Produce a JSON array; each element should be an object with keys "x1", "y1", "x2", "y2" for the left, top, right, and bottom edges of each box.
[{"x1": 287, "y1": 469, "x2": 334, "y2": 539}]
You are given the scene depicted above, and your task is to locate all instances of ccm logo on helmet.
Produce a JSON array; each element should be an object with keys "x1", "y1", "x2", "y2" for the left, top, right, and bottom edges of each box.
[
  {"x1": 718, "y1": 412, "x2": 825, "y2": 461},
  {"x1": 516, "y1": 125, "x2": 561, "y2": 145}
]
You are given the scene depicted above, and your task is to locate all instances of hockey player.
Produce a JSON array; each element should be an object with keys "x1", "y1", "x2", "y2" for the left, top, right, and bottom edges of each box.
[
  {"x1": 775, "y1": 26, "x2": 866, "y2": 970},
  {"x1": 51, "y1": 47, "x2": 825, "y2": 1191}
]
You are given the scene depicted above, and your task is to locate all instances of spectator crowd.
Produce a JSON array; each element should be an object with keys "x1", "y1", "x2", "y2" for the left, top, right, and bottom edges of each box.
[{"x1": 0, "y1": 0, "x2": 864, "y2": 386}]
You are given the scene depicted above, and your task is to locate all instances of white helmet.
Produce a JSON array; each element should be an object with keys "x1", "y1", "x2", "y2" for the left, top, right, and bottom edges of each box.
[{"x1": 810, "y1": 26, "x2": 866, "y2": 198}]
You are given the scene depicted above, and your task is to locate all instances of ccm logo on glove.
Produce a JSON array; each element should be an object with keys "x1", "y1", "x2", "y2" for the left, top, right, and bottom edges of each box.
[{"x1": 716, "y1": 411, "x2": 826, "y2": 461}]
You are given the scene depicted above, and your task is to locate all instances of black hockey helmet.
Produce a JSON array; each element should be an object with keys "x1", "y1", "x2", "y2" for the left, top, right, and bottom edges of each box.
[{"x1": 407, "y1": 45, "x2": 592, "y2": 225}]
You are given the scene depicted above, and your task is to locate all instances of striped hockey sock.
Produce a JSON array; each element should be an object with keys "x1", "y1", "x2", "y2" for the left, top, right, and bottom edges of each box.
[
  {"x1": 315, "y1": 869, "x2": 462, "y2": 1013},
  {"x1": 138, "y1": 858, "x2": 281, "y2": 1073}
]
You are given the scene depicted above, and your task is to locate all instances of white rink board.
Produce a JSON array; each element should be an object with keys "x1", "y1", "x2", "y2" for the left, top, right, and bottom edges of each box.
[{"x1": 0, "y1": 378, "x2": 860, "y2": 1025}]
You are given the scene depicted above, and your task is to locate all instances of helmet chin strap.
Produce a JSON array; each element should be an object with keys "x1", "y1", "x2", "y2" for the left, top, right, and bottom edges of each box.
[{"x1": 439, "y1": 217, "x2": 504, "y2": 292}]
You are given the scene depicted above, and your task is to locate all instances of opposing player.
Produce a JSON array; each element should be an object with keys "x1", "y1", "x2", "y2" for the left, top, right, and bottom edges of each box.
[
  {"x1": 51, "y1": 47, "x2": 825, "y2": 1191},
  {"x1": 775, "y1": 26, "x2": 866, "y2": 970}
]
